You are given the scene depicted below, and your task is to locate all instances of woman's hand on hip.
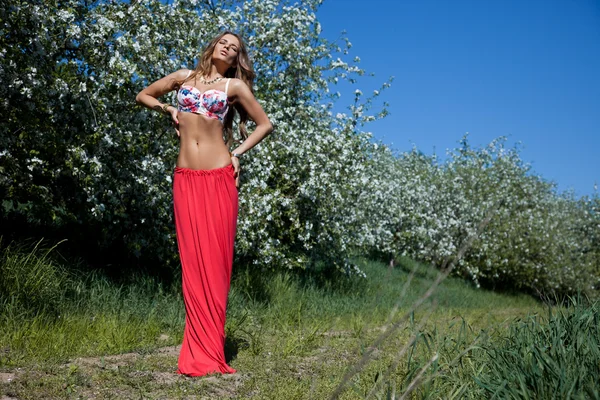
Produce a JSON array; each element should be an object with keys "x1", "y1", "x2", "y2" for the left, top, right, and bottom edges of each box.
[
  {"x1": 230, "y1": 156, "x2": 240, "y2": 188},
  {"x1": 167, "y1": 106, "x2": 180, "y2": 137}
]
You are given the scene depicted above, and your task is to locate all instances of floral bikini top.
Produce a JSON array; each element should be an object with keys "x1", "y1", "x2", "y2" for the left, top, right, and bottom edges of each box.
[{"x1": 177, "y1": 70, "x2": 230, "y2": 123}]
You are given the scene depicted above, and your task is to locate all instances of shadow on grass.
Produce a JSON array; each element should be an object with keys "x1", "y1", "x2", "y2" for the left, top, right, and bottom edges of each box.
[
  {"x1": 224, "y1": 334, "x2": 248, "y2": 364},
  {"x1": 231, "y1": 260, "x2": 370, "y2": 307}
]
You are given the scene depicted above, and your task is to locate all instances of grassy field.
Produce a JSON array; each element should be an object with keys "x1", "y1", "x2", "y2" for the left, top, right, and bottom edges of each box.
[{"x1": 1, "y1": 243, "x2": 597, "y2": 399}]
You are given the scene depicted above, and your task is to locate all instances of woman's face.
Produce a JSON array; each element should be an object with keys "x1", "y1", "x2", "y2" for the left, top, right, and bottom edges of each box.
[{"x1": 212, "y1": 34, "x2": 240, "y2": 68}]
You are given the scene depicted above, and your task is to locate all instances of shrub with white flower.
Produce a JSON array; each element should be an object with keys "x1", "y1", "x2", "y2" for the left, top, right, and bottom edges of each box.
[
  {"x1": 1, "y1": 0, "x2": 598, "y2": 296},
  {"x1": 0, "y1": 0, "x2": 387, "y2": 275},
  {"x1": 361, "y1": 136, "x2": 600, "y2": 296}
]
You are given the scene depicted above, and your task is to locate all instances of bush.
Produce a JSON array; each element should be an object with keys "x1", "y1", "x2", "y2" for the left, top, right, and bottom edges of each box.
[
  {"x1": 0, "y1": 0, "x2": 387, "y2": 277},
  {"x1": 1, "y1": 0, "x2": 598, "y2": 296},
  {"x1": 475, "y1": 299, "x2": 600, "y2": 399},
  {"x1": 0, "y1": 239, "x2": 70, "y2": 315}
]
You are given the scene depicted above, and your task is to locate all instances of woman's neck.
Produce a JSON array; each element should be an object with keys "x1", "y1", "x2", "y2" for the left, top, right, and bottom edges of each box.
[{"x1": 208, "y1": 62, "x2": 229, "y2": 79}]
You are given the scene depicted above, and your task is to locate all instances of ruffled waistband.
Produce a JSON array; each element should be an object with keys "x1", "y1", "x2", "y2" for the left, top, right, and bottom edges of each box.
[{"x1": 174, "y1": 163, "x2": 233, "y2": 176}]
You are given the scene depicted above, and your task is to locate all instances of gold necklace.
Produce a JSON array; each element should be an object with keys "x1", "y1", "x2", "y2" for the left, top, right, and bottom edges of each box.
[{"x1": 199, "y1": 75, "x2": 223, "y2": 85}]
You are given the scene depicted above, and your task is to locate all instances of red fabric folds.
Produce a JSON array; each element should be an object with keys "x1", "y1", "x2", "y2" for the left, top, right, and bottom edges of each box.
[{"x1": 173, "y1": 164, "x2": 238, "y2": 376}]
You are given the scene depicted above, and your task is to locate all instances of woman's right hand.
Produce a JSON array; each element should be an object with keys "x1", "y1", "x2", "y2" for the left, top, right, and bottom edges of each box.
[{"x1": 167, "y1": 106, "x2": 180, "y2": 137}]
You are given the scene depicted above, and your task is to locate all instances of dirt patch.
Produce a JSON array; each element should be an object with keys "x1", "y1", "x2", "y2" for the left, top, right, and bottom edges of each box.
[
  {"x1": 70, "y1": 346, "x2": 247, "y2": 398},
  {"x1": 125, "y1": 369, "x2": 180, "y2": 386},
  {"x1": 70, "y1": 351, "x2": 140, "y2": 370},
  {"x1": 155, "y1": 345, "x2": 180, "y2": 357},
  {"x1": 151, "y1": 371, "x2": 179, "y2": 385},
  {"x1": 68, "y1": 345, "x2": 181, "y2": 371},
  {"x1": 0, "y1": 373, "x2": 19, "y2": 400},
  {"x1": 1, "y1": 346, "x2": 249, "y2": 399},
  {"x1": 0, "y1": 373, "x2": 15, "y2": 384},
  {"x1": 202, "y1": 372, "x2": 248, "y2": 399}
]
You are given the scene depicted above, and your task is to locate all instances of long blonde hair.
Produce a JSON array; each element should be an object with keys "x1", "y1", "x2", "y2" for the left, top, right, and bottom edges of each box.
[{"x1": 175, "y1": 31, "x2": 256, "y2": 147}]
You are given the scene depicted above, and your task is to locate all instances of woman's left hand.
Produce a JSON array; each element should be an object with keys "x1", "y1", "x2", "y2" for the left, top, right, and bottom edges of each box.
[{"x1": 231, "y1": 155, "x2": 240, "y2": 188}]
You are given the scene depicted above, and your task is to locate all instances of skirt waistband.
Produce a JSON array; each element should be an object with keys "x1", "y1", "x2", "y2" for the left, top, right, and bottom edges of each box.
[{"x1": 174, "y1": 163, "x2": 233, "y2": 176}]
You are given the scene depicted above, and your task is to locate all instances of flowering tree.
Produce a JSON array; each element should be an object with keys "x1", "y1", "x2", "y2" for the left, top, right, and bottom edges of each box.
[
  {"x1": 363, "y1": 137, "x2": 600, "y2": 296},
  {"x1": 1, "y1": 0, "x2": 598, "y2": 296},
  {"x1": 0, "y1": 0, "x2": 386, "y2": 275}
]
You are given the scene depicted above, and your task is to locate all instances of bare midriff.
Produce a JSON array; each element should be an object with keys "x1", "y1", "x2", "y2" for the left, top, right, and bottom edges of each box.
[{"x1": 176, "y1": 112, "x2": 231, "y2": 170}]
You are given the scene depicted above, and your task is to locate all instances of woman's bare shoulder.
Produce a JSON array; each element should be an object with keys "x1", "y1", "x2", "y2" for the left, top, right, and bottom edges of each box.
[
  {"x1": 174, "y1": 68, "x2": 192, "y2": 79},
  {"x1": 155, "y1": 69, "x2": 192, "y2": 85},
  {"x1": 227, "y1": 78, "x2": 252, "y2": 94}
]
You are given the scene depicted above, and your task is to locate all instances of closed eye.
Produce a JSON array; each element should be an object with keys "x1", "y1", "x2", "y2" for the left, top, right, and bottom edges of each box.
[{"x1": 219, "y1": 39, "x2": 239, "y2": 52}]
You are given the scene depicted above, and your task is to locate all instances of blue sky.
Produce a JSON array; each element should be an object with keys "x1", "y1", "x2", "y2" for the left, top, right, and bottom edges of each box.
[{"x1": 316, "y1": 0, "x2": 600, "y2": 197}]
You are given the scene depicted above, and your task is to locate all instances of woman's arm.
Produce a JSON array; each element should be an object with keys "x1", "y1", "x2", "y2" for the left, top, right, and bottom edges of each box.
[
  {"x1": 135, "y1": 69, "x2": 189, "y2": 126},
  {"x1": 228, "y1": 79, "x2": 274, "y2": 156}
]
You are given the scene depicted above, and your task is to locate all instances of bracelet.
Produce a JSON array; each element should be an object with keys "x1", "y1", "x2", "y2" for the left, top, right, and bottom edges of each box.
[
  {"x1": 229, "y1": 152, "x2": 242, "y2": 158},
  {"x1": 162, "y1": 104, "x2": 171, "y2": 115}
]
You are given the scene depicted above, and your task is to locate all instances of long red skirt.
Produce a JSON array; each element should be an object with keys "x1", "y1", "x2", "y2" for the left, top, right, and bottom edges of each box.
[{"x1": 173, "y1": 164, "x2": 238, "y2": 376}]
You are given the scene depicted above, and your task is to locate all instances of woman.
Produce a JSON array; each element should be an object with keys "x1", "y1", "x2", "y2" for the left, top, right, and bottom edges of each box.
[{"x1": 136, "y1": 31, "x2": 272, "y2": 376}]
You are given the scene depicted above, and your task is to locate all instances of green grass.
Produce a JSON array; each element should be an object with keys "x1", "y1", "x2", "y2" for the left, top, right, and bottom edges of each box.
[
  {"x1": 0, "y1": 241, "x2": 185, "y2": 366},
  {"x1": 473, "y1": 299, "x2": 600, "y2": 399},
  {"x1": 3, "y1": 242, "x2": 596, "y2": 399}
]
